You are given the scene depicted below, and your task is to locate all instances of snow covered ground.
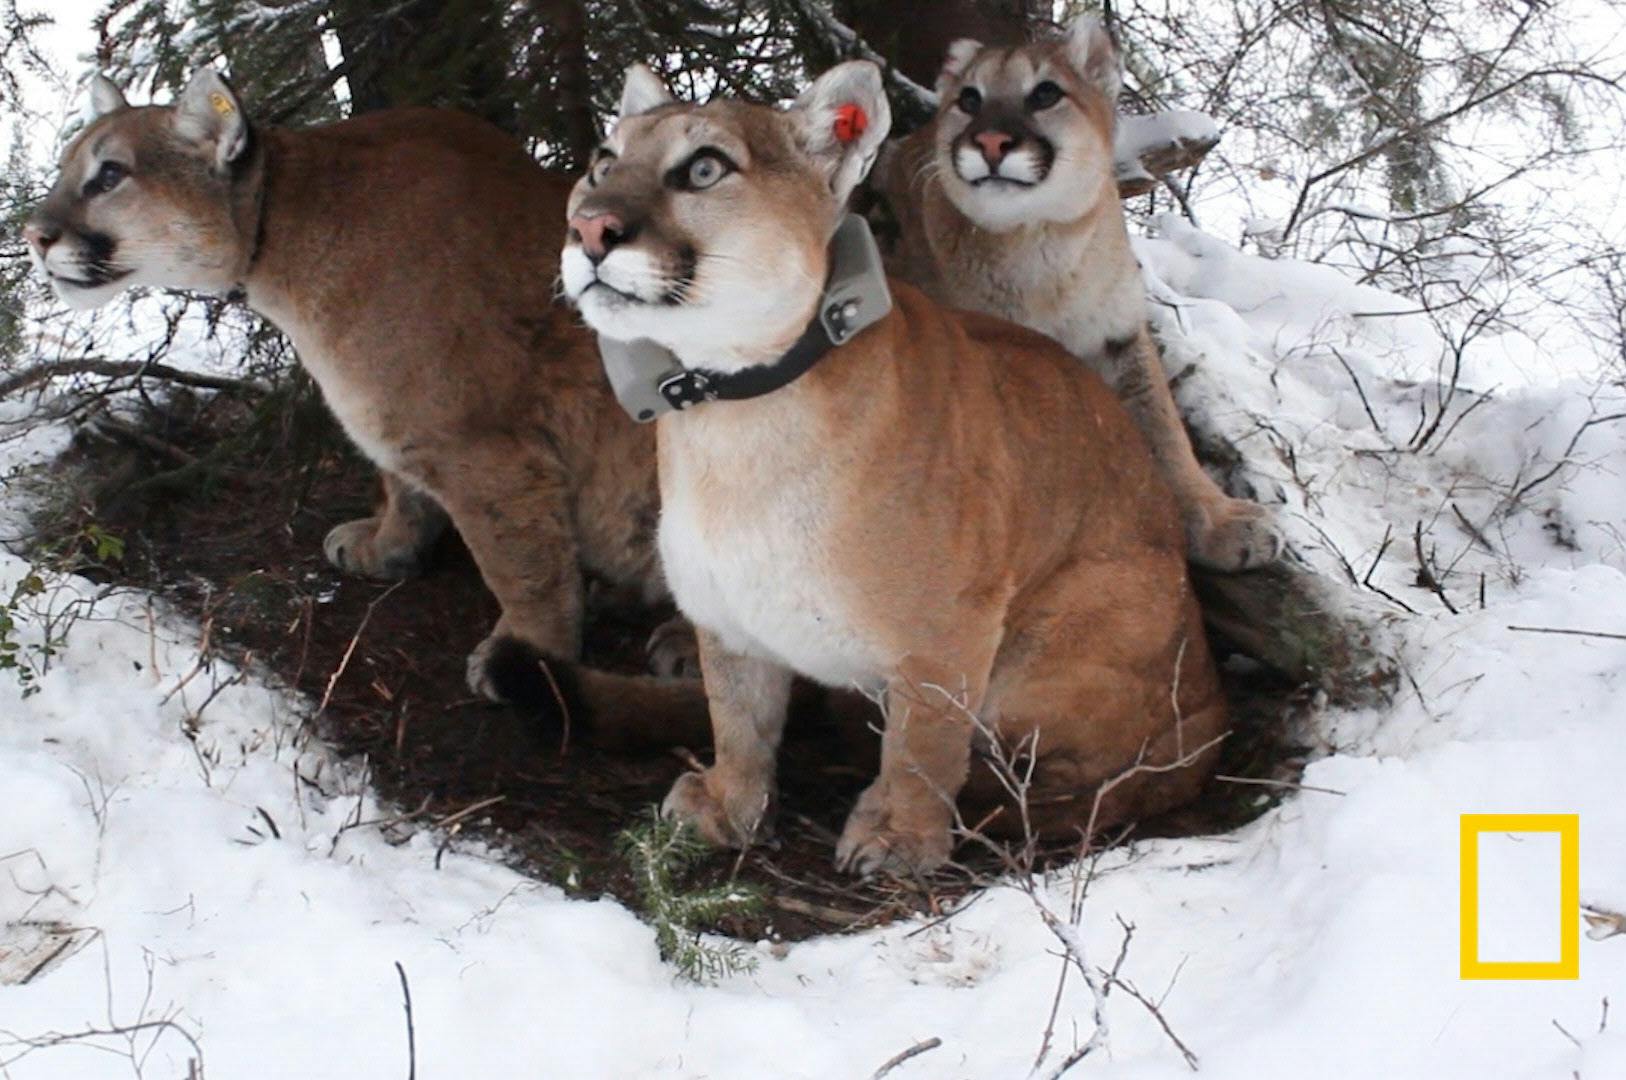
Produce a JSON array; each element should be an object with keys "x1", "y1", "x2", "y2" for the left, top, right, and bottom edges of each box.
[{"x1": 2, "y1": 212, "x2": 1623, "y2": 1079}]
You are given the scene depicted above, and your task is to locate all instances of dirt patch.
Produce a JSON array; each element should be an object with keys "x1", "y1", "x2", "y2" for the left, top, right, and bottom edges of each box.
[{"x1": 25, "y1": 382, "x2": 1313, "y2": 942}]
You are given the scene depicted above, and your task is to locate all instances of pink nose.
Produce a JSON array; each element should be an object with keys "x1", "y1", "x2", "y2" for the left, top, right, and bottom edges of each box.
[
  {"x1": 23, "y1": 221, "x2": 60, "y2": 254},
  {"x1": 973, "y1": 130, "x2": 1016, "y2": 166},
  {"x1": 569, "y1": 211, "x2": 626, "y2": 263}
]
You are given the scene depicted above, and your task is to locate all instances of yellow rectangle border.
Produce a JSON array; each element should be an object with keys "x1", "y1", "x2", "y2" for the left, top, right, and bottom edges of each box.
[{"x1": 1460, "y1": 813, "x2": 1579, "y2": 980}]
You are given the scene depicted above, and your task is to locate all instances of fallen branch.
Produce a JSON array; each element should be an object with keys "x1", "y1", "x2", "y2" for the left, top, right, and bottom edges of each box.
[
  {"x1": 1115, "y1": 112, "x2": 1221, "y2": 198},
  {"x1": 0, "y1": 357, "x2": 264, "y2": 400}
]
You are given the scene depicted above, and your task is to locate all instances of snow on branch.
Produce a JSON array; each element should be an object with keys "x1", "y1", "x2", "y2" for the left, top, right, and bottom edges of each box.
[{"x1": 1115, "y1": 110, "x2": 1220, "y2": 197}]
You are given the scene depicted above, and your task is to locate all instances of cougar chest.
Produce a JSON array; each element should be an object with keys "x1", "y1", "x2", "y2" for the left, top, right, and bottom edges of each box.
[{"x1": 656, "y1": 405, "x2": 885, "y2": 690}]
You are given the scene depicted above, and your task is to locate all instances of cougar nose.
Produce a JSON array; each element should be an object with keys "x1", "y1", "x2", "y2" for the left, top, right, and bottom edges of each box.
[
  {"x1": 23, "y1": 221, "x2": 61, "y2": 255},
  {"x1": 569, "y1": 211, "x2": 629, "y2": 264},
  {"x1": 973, "y1": 130, "x2": 1017, "y2": 167}
]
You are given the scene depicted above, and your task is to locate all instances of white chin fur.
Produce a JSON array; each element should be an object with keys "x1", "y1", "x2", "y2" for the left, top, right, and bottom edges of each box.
[
  {"x1": 50, "y1": 277, "x2": 127, "y2": 311},
  {"x1": 565, "y1": 239, "x2": 819, "y2": 369},
  {"x1": 944, "y1": 165, "x2": 1107, "y2": 232}
]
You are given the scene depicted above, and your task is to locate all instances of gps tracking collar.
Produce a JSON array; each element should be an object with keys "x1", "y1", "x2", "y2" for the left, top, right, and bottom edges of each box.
[{"x1": 597, "y1": 213, "x2": 893, "y2": 422}]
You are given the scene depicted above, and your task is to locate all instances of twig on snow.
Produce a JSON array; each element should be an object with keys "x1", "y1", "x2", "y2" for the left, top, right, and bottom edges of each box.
[
  {"x1": 394, "y1": 961, "x2": 416, "y2": 1080},
  {"x1": 1507, "y1": 625, "x2": 1626, "y2": 643},
  {"x1": 870, "y1": 1036, "x2": 942, "y2": 1079}
]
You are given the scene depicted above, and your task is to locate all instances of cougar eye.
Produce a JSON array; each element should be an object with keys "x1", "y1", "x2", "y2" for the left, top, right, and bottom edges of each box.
[
  {"x1": 1026, "y1": 80, "x2": 1064, "y2": 111},
  {"x1": 588, "y1": 150, "x2": 616, "y2": 187},
  {"x1": 668, "y1": 149, "x2": 734, "y2": 192},
  {"x1": 685, "y1": 152, "x2": 729, "y2": 190},
  {"x1": 956, "y1": 87, "x2": 983, "y2": 114},
  {"x1": 83, "y1": 161, "x2": 128, "y2": 197}
]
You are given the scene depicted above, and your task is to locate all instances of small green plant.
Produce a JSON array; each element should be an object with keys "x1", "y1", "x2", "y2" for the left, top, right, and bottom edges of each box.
[
  {"x1": 616, "y1": 810, "x2": 763, "y2": 983},
  {"x1": 0, "y1": 524, "x2": 126, "y2": 696},
  {"x1": 0, "y1": 570, "x2": 47, "y2": 695}
]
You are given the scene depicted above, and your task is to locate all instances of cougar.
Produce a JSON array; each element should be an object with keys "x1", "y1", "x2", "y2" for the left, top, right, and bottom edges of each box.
[
  {"x1": 24, "y1": 71, "x2": 709, "y2": 744},
  {"x1": 872, "y1": 16, "x2": 1282, "y2": 571},
  {"x1": 558, "y1": 61, "x2": 1226, "y2": 874}
]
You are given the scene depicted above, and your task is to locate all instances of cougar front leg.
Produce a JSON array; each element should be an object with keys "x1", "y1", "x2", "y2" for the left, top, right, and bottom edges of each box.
[
  {"x1": 424, "y1": 438, "x2": 587, "y2": 702},
  {"x1": 323, "y1": 470, "x2": 449, "y2": 579},
  {"x1": 662, "y1": 628, "x2": 793, "y2": 849},
  {"x1": 1110, "y1": 331, "x2": 1283, "y2": 572},
  {"x1": 836, "y1": 662, "x2": 984, "y2": 877}
]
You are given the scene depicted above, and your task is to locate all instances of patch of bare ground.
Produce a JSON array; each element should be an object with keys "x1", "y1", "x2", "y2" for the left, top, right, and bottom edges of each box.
[{"x1": 25, "y1": 381, "x2": 1312, "y2": 941}]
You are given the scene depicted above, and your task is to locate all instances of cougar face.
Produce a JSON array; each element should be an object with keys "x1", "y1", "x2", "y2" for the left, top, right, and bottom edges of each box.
[
  {"x1": 932, "y1": 19, "x2": 1120, "y2": 231},
  {"x1": 562, "y1": 62, "x2": 891, "y2": 370},
  {"x1": 25, "y1": 72, "x2": 256, "y2": 311}
]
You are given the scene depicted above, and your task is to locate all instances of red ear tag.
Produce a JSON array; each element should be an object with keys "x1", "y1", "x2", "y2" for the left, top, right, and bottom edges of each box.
[{"x1": 833, "y1": 103, "x2": 868, "y2": 144}]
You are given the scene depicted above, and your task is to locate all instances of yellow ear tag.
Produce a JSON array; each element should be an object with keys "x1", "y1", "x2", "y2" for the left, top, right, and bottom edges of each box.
[{"x1": 208, "y1": 91, "x2": 235, "y2": 117}]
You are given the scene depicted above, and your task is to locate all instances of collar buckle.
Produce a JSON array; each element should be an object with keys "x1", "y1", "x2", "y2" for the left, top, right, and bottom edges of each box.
[{"x1": 658, "y1": 369, "x2": 715, "y2": 410}]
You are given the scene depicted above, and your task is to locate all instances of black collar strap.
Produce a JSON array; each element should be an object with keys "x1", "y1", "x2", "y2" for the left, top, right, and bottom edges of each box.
[{"x1": 598, "y1": 213, "x2": 893, "y2": 422}]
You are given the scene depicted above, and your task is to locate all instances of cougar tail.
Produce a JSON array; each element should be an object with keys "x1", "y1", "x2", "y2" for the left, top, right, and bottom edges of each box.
[{"x1": 482, "y1": 636, "x2": 713, "y2": 752}]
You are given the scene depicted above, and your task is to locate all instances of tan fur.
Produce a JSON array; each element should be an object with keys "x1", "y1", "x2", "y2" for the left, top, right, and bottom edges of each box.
[
  {"x1": 565, "y1": 63, "x2": 1226, "y2": 874},
  {"x1": 871, "y1": 23, "x2": 1282, "y2": 571},
  {"x1": 27, "y1": 82, "x2": 711, "y2": 734}
]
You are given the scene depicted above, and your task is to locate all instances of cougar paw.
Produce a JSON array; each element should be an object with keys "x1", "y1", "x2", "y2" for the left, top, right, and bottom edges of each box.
[
  {"x1": 646, "y1": 615, "x2": 701, "y2": 678},
  {"x1": 1188, "y1": 499, "x2": 1285, "y2": 572},
  {"x1": 322, "y1": 518, "x2": 423, "y2": 580},
  {"x1": 661, "y1": 769, "x2": 773, "y2": 850},
  {"x1": 834, "y1": 788, "x2": 952, "y2": 877},
  {"x1": 465, "y1": 633, "x2": 507, "y2": 702}
]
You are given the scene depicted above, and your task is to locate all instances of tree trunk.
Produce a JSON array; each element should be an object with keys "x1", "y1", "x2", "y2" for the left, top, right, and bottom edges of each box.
[
  {"x1": 835, "y1": 0, "x2": 1041, "y2": 90},
  {"x1": 525, "y1": 0, "x2": 596, "y2": 169}
]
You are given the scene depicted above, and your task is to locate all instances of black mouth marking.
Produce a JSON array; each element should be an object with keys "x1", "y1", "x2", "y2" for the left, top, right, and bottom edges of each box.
[
  {"x1": 584, "y1": 278, "x2": 643, "y2": 304},
  {"x1": 660, "y1": 244, "x2": 698, "y2": 306},
  {"x1": 958, "y1": 134, "x2": 1057, "y2": 189},
  {"x1": 62, "y1": 231, "x2": 129, "y2": 287},
  {"x1": 53, "y1": 268, "x2": 131, "y2": 289}
]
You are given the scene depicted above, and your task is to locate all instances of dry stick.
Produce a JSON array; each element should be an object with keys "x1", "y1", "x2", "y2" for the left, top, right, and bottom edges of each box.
[
  {"x1": 764, "y1": 894, "x2": 865, "y2": 927},
  {"x1": 434, "y1": 795, "x2": 506, "y2": 831},
  {"x1": 1102, "y1": 971, "x2": 1201, "y2": 1071},
  {"x1": 1507, "y1": 625, "x2": 1626, "y2": 643},
  {"x1": 1412, "y1": 521, "x2": 1459, "y2": 614},
  {"x1": 318, "y1": 581, "x2": 404, "y2": 715},
  {"x1": 869, "y1": 1036, "x2": 942, "y2": 1080},
  {"x1": 1450, "y1": 502, "x2": 1496, "y2": 554},
  {"x1": 536, "y1": 657, "x2": 572, "y2": 755},
  {"x1": 1506, "y1": 411, "x2": 1626, "y2": 508},
  {"x1": 1329, "y1": 346, "x2": 1386, "y2": 438},
  {"x1": 1214, "y1": 774, "x2": 1347, "y2": 797},
  {"x1": 1362, "y1": 524, "x2": 1420, "y2": 614},
  {"x1": 394, "y1": 961, "x2": 416, "y2": 1080}
]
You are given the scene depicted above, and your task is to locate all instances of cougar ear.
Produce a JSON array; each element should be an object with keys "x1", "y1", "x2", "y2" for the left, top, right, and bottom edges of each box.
[
  {"x1": 1064, "y1": 15, "x2": 1122, "y2": 104},
  {"x1": 175, "y1": 68, "x2": 250, "y2": 173},
  {"x1": 88, "y1": 74, "x2": 129, "y2": 118},
  {"x1": 790, "y1": 61, "x2": 893, "y2": 203},
  {"x1": 935, "y1": 39, "x2": 983, "y2": 97},
  {"x1": 618, "y1": 63, "x2": 673, "y2": 120}
]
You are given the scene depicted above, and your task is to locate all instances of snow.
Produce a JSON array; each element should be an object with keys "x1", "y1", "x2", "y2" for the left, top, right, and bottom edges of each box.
[
  {"x1": 3, "y1": 213, "x2": 1623, "y2": 1079},
  {"x1": 4, "y1": 26, "x2": 1626, "y2": 1069}
]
